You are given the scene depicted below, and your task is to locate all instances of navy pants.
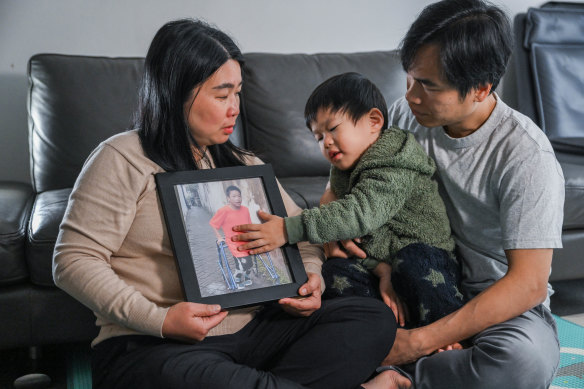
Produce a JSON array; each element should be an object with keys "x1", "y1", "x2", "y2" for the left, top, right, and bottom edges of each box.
[
  {"x1": 92, "y1": 297, "x2": 396, "y2": 389},
  {"x1": 322, "y1": 243, "x2": 465, "y2": 327}
]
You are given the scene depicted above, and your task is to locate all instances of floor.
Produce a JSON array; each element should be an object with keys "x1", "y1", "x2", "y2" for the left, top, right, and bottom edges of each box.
[{"x1": 565, "y1": 313, "x2": 584, "y2": 326}]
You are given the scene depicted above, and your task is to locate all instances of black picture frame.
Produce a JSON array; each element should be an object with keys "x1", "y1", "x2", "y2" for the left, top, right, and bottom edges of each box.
[{"x1": 156, "y1": 164, "x2": 308, "y2": 310}]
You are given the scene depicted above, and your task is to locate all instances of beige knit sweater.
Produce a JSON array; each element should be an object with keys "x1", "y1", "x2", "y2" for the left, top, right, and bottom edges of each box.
[{"x1": 53, "y1": 131, "x2": 324, "y2": 347}]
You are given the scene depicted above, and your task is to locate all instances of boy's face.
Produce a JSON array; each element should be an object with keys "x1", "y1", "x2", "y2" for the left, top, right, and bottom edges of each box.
[
  {"x1": 310, "y1": 108, "x2": 382, "y2": 171},
  {"x1": 227, "y1": 190, "x2": 242, "y2": 209},
  {"x1": 405, "y1": 44, "x2": 485, "y2": 137}
]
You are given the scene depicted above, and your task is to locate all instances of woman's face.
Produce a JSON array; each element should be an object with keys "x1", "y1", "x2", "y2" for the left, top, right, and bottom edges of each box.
[{"x1": 184, "y1": 59, "x2": 242, "y2": 147}]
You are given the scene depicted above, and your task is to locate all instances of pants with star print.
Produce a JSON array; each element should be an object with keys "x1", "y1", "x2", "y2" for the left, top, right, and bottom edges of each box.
[{"x1": 322, "y1": 243, "x2": 465, "y2": 328}]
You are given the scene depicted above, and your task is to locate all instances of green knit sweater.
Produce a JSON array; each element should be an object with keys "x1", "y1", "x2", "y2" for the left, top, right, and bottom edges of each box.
[{"x1": 285, "y1": 127, "x2": 455, "y2": 270}]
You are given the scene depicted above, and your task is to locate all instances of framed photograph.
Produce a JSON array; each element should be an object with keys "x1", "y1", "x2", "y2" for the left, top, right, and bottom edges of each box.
[{"x1": 156, "y1": 164, "x2": 308, "y2": 309}]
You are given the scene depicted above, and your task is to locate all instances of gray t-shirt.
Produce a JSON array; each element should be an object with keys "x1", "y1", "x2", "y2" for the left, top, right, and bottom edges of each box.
[{"x1": 388, "y1": 95, "x2": 564, "y2": 307}]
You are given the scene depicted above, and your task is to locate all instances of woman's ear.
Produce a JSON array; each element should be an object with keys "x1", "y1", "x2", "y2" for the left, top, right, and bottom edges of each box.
[{"x1": 368, "y1": 108, "x2": 384, "y2": 133}]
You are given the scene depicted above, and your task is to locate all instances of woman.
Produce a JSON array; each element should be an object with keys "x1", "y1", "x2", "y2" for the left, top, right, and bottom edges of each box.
[{"x1": 53, "y1": 19, "x2": 395, "y2": 389}]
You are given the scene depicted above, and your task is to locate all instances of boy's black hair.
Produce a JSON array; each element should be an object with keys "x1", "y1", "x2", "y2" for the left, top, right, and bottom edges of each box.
[
  {"x1": 225, "y1": 185, "x2": 241, "y2": 197},
  {"x1": 304, "y1": 72, "x2": 388, "y2": 130},
  {"x1": 400, "y1": 0, "x2": 513, "y2": 98}
]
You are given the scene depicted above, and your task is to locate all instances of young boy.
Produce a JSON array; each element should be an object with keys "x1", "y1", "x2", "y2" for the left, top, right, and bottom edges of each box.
[
  {"x1": 209, "y1": 185, "x2": 254, "y2": 288},
  {"x1": 235, "y1": 72, "x2": 463, "y2": 327}
]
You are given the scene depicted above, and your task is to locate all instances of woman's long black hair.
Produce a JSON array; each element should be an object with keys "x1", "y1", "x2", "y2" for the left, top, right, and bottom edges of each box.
[{"x1": 136, "y1": 19, "x2": 251, "y2": 171}]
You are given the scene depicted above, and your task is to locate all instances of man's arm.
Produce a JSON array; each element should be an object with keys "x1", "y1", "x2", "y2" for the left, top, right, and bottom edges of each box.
[{"x1": 384, "y1": 248, "x2": 552, "y2": 365}]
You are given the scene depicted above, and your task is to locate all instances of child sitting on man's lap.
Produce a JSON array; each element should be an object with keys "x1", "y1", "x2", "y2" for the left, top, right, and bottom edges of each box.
[{"x1": 234, "y1": 72, "x2": 464, "y2": 328}]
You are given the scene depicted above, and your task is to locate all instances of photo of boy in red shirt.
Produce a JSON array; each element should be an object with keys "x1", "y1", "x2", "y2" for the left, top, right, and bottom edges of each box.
[{"x1": 209, "y1": 185, "x2": 254, "y2": 288}]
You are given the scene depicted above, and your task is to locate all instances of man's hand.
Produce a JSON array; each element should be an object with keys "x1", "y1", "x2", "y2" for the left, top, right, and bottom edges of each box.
[
  {"x1": 436, "y1": 343, "x2": 464, "y2": 353},
  {"x1": 384, "y1": 249, "x2": 553, "y2": 366},
  {"x1": 232, "y1": 210, "x2": 287, "y2": 254},
  {"x1": 279, "y1": 272, "x2": 322, "y2": 316},
  {"x1": 323, "y1": 239, "x2": 367, "y2": 259},
  {"x1": 374, "y1": 263, "x2": 406, "y2": 327},
  {"x1": 382, "y1": 328, "x2": 463, "y2": 366},
  {"x1": 162, "y1": 302, "x2": 228, "y2": 342},
  {"x1": 382, "y1": 328, "x2": 426, "y2": 366}
]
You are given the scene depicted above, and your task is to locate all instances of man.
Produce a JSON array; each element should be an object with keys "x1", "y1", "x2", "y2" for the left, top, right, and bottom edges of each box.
[{"x1": 336, "y1": 1, "x2": 564, "y2": 388}]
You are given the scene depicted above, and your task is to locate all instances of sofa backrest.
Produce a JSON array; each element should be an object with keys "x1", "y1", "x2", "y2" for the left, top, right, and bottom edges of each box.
[
  {"x1": 27, "y1": 54, "x2": 145, "y2": 193},
  {"x1": 241, "y1": 51, "x2": 405, "y2": 178},
  {"x1": 514, "y1": 6, "x2": 584, "y2": 154},
  {"x1": 27, "y1": 51, "x2": 405, "y2": 192}
]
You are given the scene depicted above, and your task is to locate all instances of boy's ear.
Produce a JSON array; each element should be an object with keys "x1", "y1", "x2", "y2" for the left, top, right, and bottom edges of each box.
[
  {"x1": 368, "y1": 108, "x2": 384, "y2": 133},
  {"x1": 474, "y1": 83, "x2": 493, "y2": 102}
]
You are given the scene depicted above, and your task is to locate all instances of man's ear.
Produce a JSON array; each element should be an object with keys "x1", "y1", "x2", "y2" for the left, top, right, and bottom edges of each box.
[
  {"x1": 368, "y1": 108, "x2": 385, "y2": 133},
  {"x1": 474, "y1": 83, "x2": 493, "y2": 102}
]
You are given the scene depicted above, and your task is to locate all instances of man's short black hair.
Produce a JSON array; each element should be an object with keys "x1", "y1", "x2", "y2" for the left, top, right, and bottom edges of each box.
[
  {"x1": 400, "y1": 0, "x2": 513, "y2": 98},
  {"x1": 304, "y1": 72, "x2": 388, "y2": 130},
  {"x1": 225, "y1": 185, "x2": 241, "y2": 197}
]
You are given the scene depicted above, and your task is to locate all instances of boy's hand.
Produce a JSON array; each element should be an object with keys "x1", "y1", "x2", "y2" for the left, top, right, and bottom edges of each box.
[
  {"x1": 279, "y1": 272, "x2": 322, "y2": 316},
  {"x1": 232, "y1": 210, "x2": 287, "y2": 254},
  {"x1": 374, "y1": 262, "x2": 406, "y2": 327}
]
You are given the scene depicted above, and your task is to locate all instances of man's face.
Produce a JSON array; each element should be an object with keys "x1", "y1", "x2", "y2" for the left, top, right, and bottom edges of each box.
[{"x1": 405, "y1": 44, "x2": 481, "y2": 137}]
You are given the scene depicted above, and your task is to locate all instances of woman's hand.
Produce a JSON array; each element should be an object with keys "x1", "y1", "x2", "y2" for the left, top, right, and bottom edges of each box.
[
  {"x1": 162, "y1": 302, "x2": 228, "y2": 342},
  {"x1": 374, "y1": 263, "x2": 406, "y2": 327},
  {"x1": 232, "y1": 210, "x2": 287, "y2": 254},
  {"x1": 279, "y1": 272, "x2": 322, "y2": 316}
]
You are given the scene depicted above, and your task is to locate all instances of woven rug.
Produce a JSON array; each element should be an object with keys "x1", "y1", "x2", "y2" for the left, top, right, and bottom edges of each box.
[{"x1": 552, "y1": 315, "x2": 584, "y2": 389}]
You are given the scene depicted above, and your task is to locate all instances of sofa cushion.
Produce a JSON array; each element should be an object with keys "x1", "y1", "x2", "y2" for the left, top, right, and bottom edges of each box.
[
  {"x1": 26, "y1": 188, "x2": 71, "y2": 286},
  {"x1": 0, "y1": 183, "x2": 34, "y2": 286},
  {"x1": 28, "y1": 54, "x2": 144, "y2": 193},
  {"x1": 241, "y1": 51, "x2": 406, "y2": 179},
  {"x1": 557, "y1": 152, "x2": 584, "y2": 230}
]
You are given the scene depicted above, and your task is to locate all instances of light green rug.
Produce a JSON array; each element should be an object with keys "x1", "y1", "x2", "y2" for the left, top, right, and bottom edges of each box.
[
  {"x1": 66, "y1": 343, "x2": 92, "y2": 389},
  {"x1": 552, "y1": 315, "x2": 584, "y2": 389}
]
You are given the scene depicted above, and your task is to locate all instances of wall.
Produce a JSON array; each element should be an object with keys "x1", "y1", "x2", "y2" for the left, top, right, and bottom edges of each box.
[{"x1": 0, "y1": 0, "x2": 544, "y2": 184}]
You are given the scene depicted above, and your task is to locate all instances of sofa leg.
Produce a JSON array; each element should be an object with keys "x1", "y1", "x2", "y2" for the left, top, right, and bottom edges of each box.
[{"x1": 13, "y1": 347, "x2": 52, "y2": 389}]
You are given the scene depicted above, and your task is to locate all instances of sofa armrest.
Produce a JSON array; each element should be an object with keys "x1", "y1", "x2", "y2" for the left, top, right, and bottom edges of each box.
[{"x1": 0, "y1": 182, "x2": 34, "y2": 286}]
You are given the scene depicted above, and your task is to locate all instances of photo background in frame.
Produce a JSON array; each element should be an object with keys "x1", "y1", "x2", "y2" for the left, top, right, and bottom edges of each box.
[{"x1": 174, "y1": 177, "x2": 293, "y2": 298}]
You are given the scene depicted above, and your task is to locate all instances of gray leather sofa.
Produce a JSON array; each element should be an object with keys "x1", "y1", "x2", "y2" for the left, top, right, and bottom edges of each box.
[
  {"x1": 513, "y1": 3, "x2": 584, "y2": 314},
  {"x1": 0, "y1": 5, "x2": 582, "y2": 351}
]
